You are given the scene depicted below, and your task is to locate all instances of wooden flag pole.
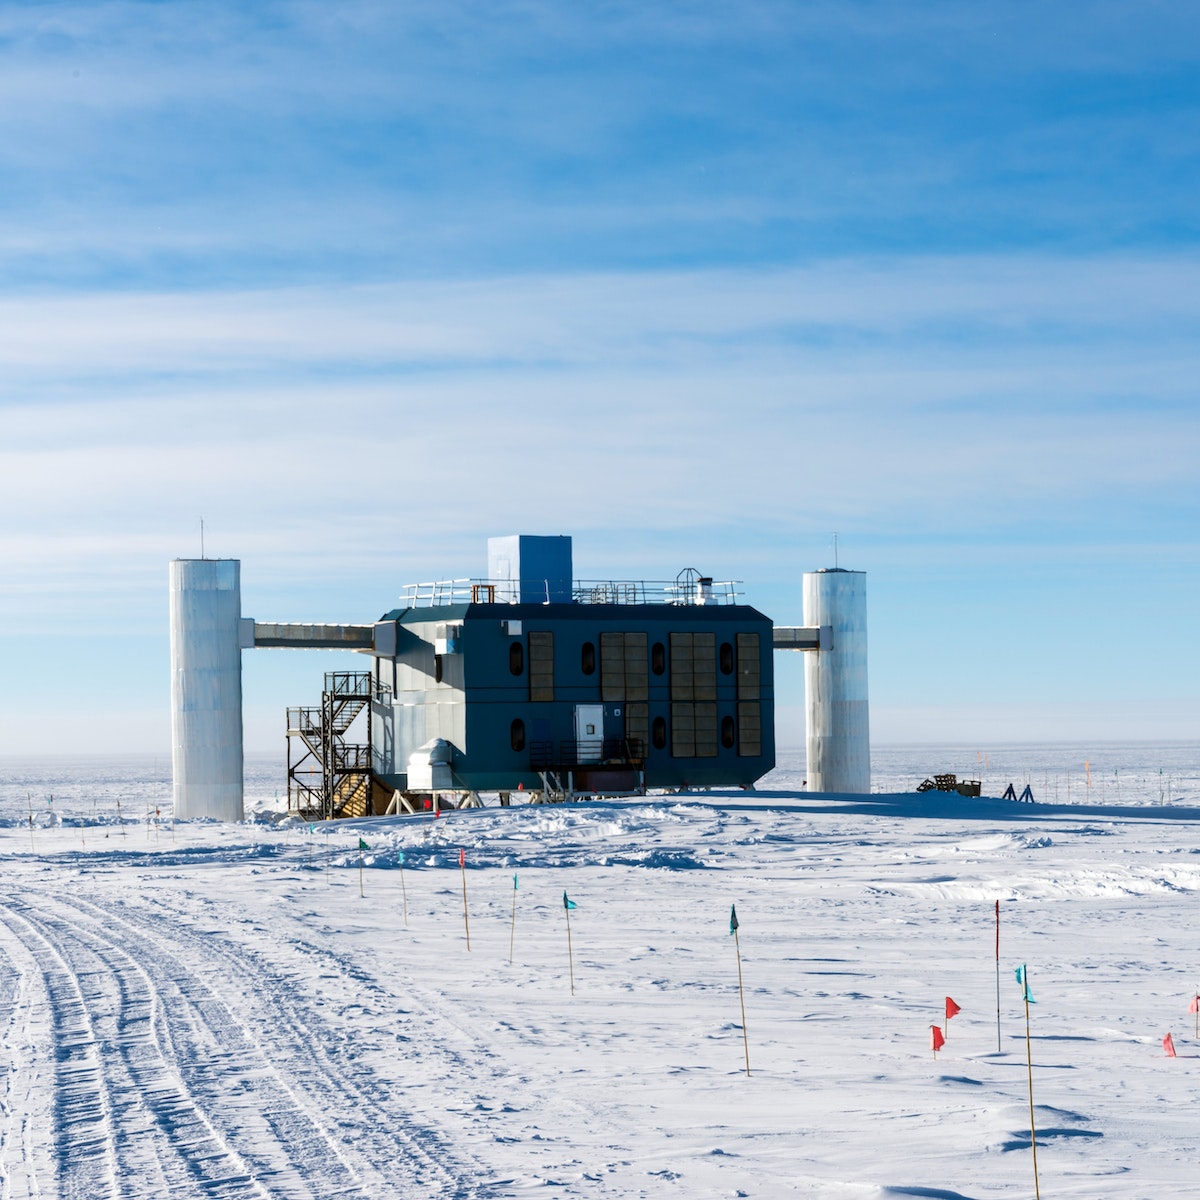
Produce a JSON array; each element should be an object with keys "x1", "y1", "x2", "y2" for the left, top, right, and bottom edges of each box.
[
  {"x1": 509, "y1": 875, "x2": 518, "y2": 964},
  {"x1": 359, "y1": 845, "x2": 365, "y2": 897},
  {"x1": 563, "y1": 891, "x2": 578, "y2": 995},
  {"x1": 1020, "y1": 966, "x2": 1041, "y2": 1200},
  {"x1": 730, "y1": 904, "x2": 750, "y2": 1077},
  {"x1": 729, "y1": 926, "x2": 748, "y2": 1080},
  {"x1": 398, "y1": 853, "x2": 409, "y2": 928},
  {"x1": 565, "y1": 904, "x2": 575, "y2": 995},
  {"x1": 117, "y1": 798, "x2": 125, "y2": 839},
  {"x1": 995, "y1": 900, "x2": 1001, "y2": 1053},
  {"x1": 1195, "y1": 988, "x2": 1198, "y2": 1041},
  {"x1": 734, "y1": 925, "x2": 750, "y2": 1077},
  {"x1": 459, "y1": 849, "x2": 471, "y2": 951},
  {"x1": 27, "y1": 795, "x2": 35, "y2": 853}
]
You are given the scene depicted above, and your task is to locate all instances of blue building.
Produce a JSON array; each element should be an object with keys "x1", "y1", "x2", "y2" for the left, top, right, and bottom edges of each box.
[{"x1": 369, "y1": 535, "x2": 774, "y2": 804}]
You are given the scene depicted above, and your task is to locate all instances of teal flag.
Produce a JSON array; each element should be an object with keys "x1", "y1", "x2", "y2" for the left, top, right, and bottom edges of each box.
[
  {"x1": 1015, "y1": 964, "x2": 1036, "y2": 1003},
  {"x1": 730, "y1": 903, "x2": 739, "y2": 935},
  {"x1": 396, "y1": 849, "x2": 405, "y2": 864},
  {"x1": 309, "y1": 824, "x2": 315, "y2": 834},
  {"x1": 513, "y1": 874, "x2": 519, "y2": 890},
  {"x1": 358, "y1": 838, "x2": 369, "y2": 851},
  {"x1": 563, "y1": 890, "x2": 577, "y2": 910}
]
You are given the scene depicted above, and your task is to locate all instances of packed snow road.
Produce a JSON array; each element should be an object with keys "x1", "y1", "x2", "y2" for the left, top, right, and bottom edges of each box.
[{"x1": 0, "y1": 877, "x2": 476, "y2": 1199}]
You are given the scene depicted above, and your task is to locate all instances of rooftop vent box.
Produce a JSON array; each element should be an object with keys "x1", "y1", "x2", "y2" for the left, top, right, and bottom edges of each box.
[{"x1": 487, "y1": 535, "x2": 573, "y2": 605}]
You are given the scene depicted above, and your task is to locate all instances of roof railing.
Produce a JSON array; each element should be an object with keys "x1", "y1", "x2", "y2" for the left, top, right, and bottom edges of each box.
[{"x1": 397, "y1": 577, "x2": 742, "y2": 607}]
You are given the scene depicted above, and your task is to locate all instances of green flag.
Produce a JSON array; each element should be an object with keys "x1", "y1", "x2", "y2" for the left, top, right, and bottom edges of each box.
[
  {"x1": 1015, "y1": 963, "x2": 1035, "y2": 1003},
  {"x1": 358, "y1": 838, "x2": 369, "y2": 851}
]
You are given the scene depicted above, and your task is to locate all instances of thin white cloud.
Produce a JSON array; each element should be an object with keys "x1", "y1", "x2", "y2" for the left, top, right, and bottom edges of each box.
[{"x1": 3, "y1": 256, "x2": 1200, "y2": 382}]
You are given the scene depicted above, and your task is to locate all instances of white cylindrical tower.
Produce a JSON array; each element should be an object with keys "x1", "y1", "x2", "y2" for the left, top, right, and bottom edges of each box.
[
  {"x1": 169, "y1": 559, "x2": 245, "y2": 821},
  {"x1": 803, "y1": 568, "x2": 869, "y2": 794}
]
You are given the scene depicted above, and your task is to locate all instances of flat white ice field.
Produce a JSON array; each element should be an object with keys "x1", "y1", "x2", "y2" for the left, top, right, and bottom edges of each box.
[{"x1": 2, "y1": 751, "x2": 1200, "y2": 1198}]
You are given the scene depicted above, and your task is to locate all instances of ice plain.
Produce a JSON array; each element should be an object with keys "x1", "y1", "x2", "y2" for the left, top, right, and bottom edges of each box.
[{"x1": 1, "y1": 743, "x2": 1199, "y2": 1198}]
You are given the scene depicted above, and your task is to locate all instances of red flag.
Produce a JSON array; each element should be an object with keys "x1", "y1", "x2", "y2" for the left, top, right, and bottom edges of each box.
[
  {"x1": 1189, "y1": 995, "x2": 1199, "y2": 1015},
  {"x1": 931, "y1": 1025, "x2": 945, "y2": 1052},
  {"x1": 459, "y1": 848, "x2": 466, "y2": 868},
  {"x1": 1163, "y1": 1033, "x2": 1177, "y2": 1058},
  {"x1": 945, "y1": 997, "x2": 961, "y2": 1021}
]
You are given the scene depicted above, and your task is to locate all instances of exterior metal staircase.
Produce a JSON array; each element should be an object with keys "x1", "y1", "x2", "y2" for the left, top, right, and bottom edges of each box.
[{"x1": 286, "y1": 672, "x2": 373, "y2": 820}]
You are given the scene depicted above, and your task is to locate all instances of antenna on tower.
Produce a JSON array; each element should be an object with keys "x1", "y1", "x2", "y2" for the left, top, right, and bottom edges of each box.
[
  {"x1": 833, "y1": 531, "x2": 839, "y2": 570},
  {"x1": 200, "y1": 518, "x2": 205, "y2": 560}
]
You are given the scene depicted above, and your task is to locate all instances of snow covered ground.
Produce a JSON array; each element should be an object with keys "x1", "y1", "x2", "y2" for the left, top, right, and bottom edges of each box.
[{"x1": 1, "y1": 745, "x2": 1199, "y2": 1198}]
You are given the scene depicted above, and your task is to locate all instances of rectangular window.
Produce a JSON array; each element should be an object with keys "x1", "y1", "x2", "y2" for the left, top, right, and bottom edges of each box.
[
  {"x1": 670, "y1": 702, "x2": 695, "y2": 757},
  {"x1": 624, "y1": 632, "x2": 648, "y2": 701},
  {"x1": 601, "y1": 631, "x2": 648, "y2": 701},
  {"x1": 600, "y1": 632, "x2": 624, "y2": 701},
  {"x1": 670, "y1": 632, "x2": 715, "y2": 701},
  {"x1": 693, "y1": 633, "x2": 716, "y2": 701},
  {"x1": 529, "y1": 631, "x2": 554, "y2": 702},
  {"x1": 737, "y1": 701, "x2": 762, "y2": 757},
  {"x1": 670, "y1": 633, "x2": 693, "y2": 700},
  {"x1": 625, "y1": 702, "x2": 649, "y2": 760},
  {"x1": 694, "y1": 702, "x2": 718, "y2": 757},
  {"x1": 671, "y1": 701, "x2": 718, "y2": 758},
  {"x1": 736, "y1": 633, "x2": 761, "y2": 700}
]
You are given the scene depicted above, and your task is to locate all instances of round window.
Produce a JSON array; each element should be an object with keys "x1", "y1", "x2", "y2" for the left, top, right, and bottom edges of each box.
[{"x1": 652, "y1": 716, "x2": 667, "y2": 749}]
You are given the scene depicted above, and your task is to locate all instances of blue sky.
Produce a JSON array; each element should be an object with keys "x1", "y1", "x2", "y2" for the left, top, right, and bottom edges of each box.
[{"x1": 2, "y1": 1, "x2": 1199, "y2": 755}]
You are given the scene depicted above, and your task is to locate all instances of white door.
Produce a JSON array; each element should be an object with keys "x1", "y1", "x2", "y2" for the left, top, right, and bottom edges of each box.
[{"x1": 574, "y1": 704, "x2": 604, "y2": 763}]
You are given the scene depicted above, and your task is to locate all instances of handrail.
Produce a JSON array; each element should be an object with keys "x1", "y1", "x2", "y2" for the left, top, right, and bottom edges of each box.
[
  {"x1": 397, "y1": 578, "x2": 742, "y2": 608},
  {"x1": 530, "y1": 738, "x2": 646, "y2": 770}
]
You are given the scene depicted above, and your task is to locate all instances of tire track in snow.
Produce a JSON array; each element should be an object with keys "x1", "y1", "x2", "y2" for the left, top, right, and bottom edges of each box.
[
  {"x1": 0, "y1": 921, "x2": 56, "y2": 1200},
  {"x1": 50, "y1": 888, "x2": 479, "y2": 1199},
  {"x1": 6, "y1": 893, "x2": 380, "y2": 1199},
  {"x1": 0, "y1": 897, "x2": 274, "y2": 1199},
  {"x1": 0, "y1": 903, "x2": 122, "y2": 1200}
]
